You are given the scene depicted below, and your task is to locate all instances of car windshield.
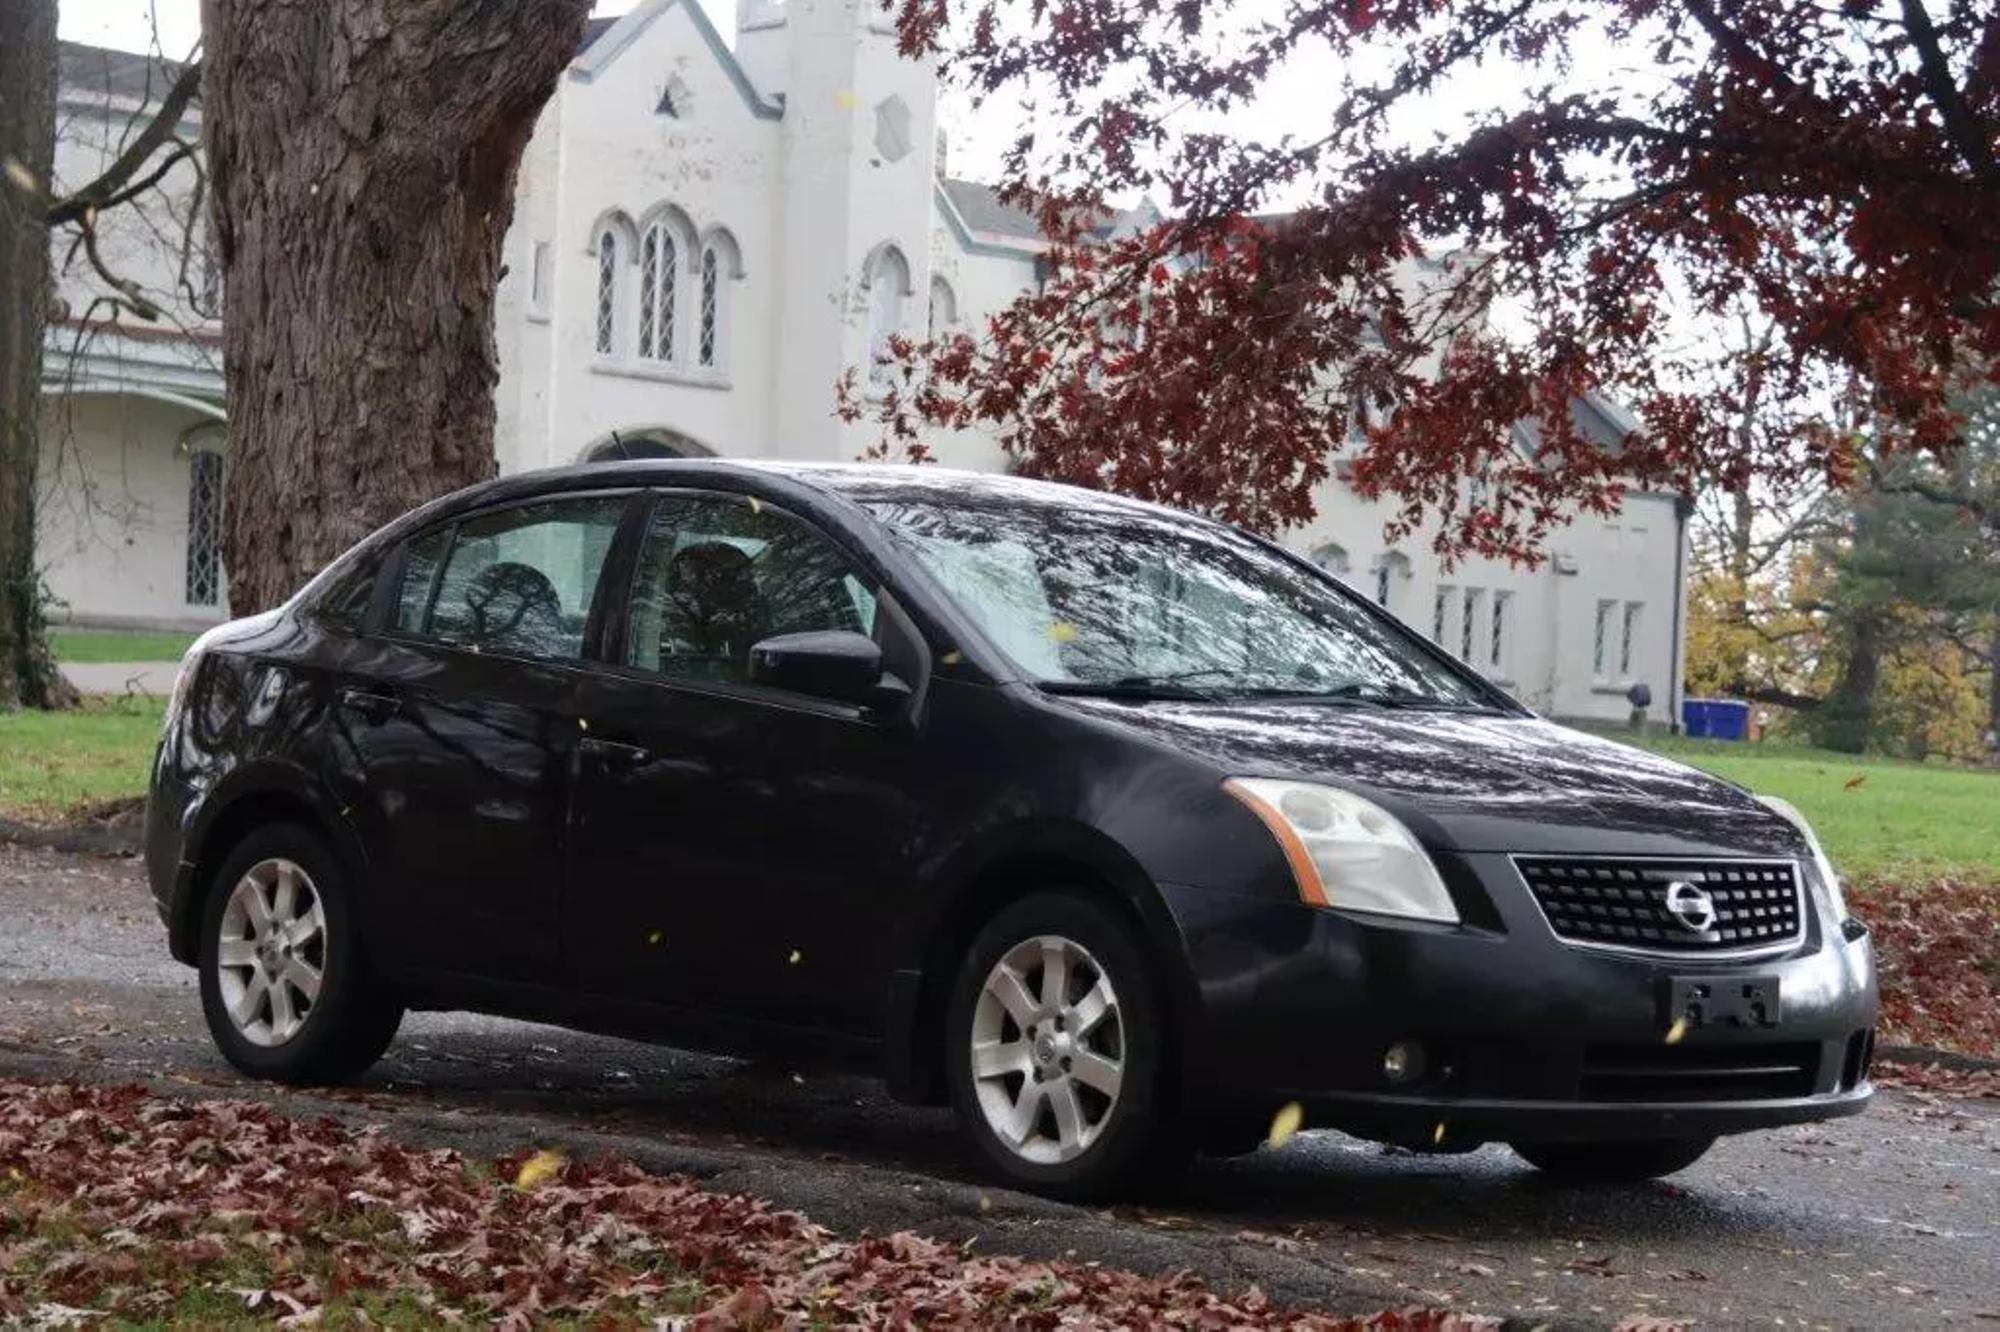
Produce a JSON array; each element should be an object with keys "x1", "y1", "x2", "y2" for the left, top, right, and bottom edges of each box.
[{"x1": 860, "y1": 490, "x2": 1493, "y2": 707}]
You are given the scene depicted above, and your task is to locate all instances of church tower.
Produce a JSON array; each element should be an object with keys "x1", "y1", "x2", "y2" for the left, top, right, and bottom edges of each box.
[{"x1": 736, "y1": 0, "x2": 939, "y2": 459}]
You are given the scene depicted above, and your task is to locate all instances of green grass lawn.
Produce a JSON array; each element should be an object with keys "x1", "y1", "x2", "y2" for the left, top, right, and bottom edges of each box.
[
  {"x1": 0, "y1": 695, "x2": 165, "y2": 823},
  {"x1": 49, "y1": 628, "x2": 198, "y2": 663},
  {"x1": 1619, "y1": 734, "x2": 2000, "y2": 882}
]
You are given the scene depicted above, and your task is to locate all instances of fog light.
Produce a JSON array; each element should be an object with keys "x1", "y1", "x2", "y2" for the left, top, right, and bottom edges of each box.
[{"x1": 1382, "y1": 1040, "x2": 1426, "y2": 1085}]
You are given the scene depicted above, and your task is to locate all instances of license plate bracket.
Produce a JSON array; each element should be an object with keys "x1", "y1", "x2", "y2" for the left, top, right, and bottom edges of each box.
[{"x1": 1661, "y1": 976, "x2": 1781, "y2": 1031}]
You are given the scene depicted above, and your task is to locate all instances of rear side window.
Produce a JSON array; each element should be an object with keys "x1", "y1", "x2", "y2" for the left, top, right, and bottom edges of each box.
[{"x1": 392, "y1": 498, "x2": 626, "y2": 661}]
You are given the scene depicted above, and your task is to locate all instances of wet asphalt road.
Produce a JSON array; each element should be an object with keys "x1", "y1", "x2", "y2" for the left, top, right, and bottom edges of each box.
[{"x1": 0, "y1": 840, "x2": 1994, "y2": 1329}]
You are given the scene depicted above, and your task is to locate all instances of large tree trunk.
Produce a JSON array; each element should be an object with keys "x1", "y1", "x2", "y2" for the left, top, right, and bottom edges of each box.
[
  {"x1": 0, "y1": 0, "x2": 70, "y2": 710},
  {"x1": 1987, "y1": 626, "x2": 2000, "y2": 765},
  {"x1": 1813, "y1": 608, "x2": 1884, "y2": 754},
  {"x1": 201, "y1": 0, "x2": 592, "y2": 614}
]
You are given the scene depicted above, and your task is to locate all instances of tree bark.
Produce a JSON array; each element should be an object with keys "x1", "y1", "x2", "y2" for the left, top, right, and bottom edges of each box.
[
  {"x1": 0, "y1": 0, "x2": 71, "y2": 710},
  {"x1": 1813, "y1": 607, "x2": 1885, "y2": 754},
  {"x1": 1987, "y1": 627, "x2": 2000, "y2": 764},
  {"x1": 200, "y1": 0, "x2": 592, "y2": 614}
]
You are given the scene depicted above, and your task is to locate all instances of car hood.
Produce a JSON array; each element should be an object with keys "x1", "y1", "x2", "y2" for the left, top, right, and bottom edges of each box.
[{"x1": 1058, "y1": 696, "x2": 1803, "y2": 857}]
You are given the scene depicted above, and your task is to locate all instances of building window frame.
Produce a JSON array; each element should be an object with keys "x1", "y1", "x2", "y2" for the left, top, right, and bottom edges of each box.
[
  {"x1": 698, "y1": 244, "x2": 722, "y2": 369},
  {"x1": 528, "y1": 240, "x2": 552, "y2": 320},
  {"x1": 594, "y1": 229, "x2": 620, "y2": 355},
  {"x1": 1593, "y1": 598, "x2": 1617, "y2": 681},
  {"x1": 184, "y1": 448, "x2": 225, "y2": 608},
  {"x1": 864, "y1": 242, "x2": 913, "y2": 391},
  {"x1": 639, "y1": 221, "x2": 681, "y2": 363},
  {"x1": 1489, "y1": 590, "x2": 1513, "y2": 678},
  {"x1": 1460, "y1": 587, "x2": 1483, "y2": 663},
  {"x1": 1310, "y1": 541, "x2": 1350, "y2": 581}
]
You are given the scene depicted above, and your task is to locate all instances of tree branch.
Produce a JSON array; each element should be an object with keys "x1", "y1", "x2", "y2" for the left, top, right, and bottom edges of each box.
[
  {"x1": 45, "y1": 57, "x2": 201, "y2": 227},
  {"x1": 1897, "y1": 0, "x2": 1998, "y2": 189}
]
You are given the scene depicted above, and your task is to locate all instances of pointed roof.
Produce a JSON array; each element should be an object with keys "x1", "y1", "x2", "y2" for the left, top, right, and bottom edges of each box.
[{"x1": 568, "y1": 0, "x2": 781, "y2": 120}]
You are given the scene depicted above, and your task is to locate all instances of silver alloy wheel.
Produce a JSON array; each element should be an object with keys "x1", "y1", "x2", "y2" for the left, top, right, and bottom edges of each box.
[
  {"x1": 215, "y1": 858, "x2": 326, "y2": 1048},
  {"x1": 969, "y1": 934, "x2": 1125, "y2": 1165}
]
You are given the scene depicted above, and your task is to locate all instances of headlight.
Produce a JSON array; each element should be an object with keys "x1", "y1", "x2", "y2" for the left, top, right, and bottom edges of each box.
[
  {"x1": 163, "y1": 645, "x2": 206, "y2": 737},
  {"x1": 1755, "y1": 794, "x2": 1851, "y2": 924},
  {"x1": 1224, "y1": 778, "x2": 1458, "y2": 923}
]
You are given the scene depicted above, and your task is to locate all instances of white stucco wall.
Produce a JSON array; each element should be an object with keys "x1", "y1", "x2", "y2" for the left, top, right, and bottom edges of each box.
[{"x1": 38, "y1": 393, "x2": 228, "y2": 629}]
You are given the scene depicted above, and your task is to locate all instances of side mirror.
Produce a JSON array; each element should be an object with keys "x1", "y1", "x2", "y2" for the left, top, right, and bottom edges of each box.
[{"x1": 749, "y1": 630, "x2": 900, "y2": 708}]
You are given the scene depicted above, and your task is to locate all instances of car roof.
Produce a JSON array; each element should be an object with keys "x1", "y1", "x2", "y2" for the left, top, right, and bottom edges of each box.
[{"x1": 428, "y1": 458, "x2": 1209, "y2": 527}]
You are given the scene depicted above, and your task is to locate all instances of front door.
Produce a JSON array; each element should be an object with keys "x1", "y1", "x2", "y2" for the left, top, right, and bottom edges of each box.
[
  {"x1": 323, "y1": 493, "x2": 630, "y2": 984},
  {"x1": 567, "y1": 489, "x2": 926, "y2": 1036}
]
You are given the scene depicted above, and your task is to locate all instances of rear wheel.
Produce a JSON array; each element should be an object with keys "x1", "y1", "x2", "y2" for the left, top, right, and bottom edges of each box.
[
  {"x1": 946, "y1": 892, "x2": 1181, "y2": 1199},
  {"x1": 198, "y1": 823, "x2": 402, "y2": 1085},
  {"x1": 1512, "y1": 1136, "x2": 1716, "y2": 1183}
]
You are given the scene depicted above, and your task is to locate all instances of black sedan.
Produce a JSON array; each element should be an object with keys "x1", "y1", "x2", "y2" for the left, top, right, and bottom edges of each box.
[{"x1": 146, "y1": 461, "x2": 1877, "y2": 1197}]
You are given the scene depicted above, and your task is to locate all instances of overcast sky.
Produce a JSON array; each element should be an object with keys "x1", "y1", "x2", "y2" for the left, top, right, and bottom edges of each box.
[
  {"x1": 58, "y1": 0, "x2": 646, "y2": 54},
  {"x1": 56, "y1": 0, "x2": 1647, "y2": 218},
  {"x1": 53, "y1": 0, "x2": 1462, "y2": 201}
]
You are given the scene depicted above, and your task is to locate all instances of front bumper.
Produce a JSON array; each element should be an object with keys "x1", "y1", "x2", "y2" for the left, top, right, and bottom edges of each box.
[{"x1": 1159, "y1": 853, "x2": 1878, "y2": 1143}]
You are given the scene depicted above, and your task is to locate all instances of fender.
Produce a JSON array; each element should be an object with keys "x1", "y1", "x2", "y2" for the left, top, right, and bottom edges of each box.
[
  {"x1": 166, "y1": 757, "x2": 375, "y2": 965},
  {"x1": 881, "y1": 815, "x2": 1201, "y2": 1104}
]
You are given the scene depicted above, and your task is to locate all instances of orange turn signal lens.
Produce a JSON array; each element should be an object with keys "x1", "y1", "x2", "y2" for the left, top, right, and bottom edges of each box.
[{"x1": 1223, "y1": 777, "x2": 1330, "y2": 908}]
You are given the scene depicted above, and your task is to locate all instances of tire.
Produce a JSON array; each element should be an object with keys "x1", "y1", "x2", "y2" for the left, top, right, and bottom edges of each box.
[
  {"x1": 1511, "y1": 1136, "x2": 1716, "y2": 1183},
  {"x1": 946, "y1": 892, "x2": 1182, "y2": 1200},
  {"x1": 198, "y1": 822, "x2": 403, "y2": 1085}
]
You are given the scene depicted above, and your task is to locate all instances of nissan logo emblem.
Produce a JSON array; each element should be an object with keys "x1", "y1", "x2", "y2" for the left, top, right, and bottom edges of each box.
[{"x1": 1663, "y1": 881, "x2": 1718, "y2": 934}]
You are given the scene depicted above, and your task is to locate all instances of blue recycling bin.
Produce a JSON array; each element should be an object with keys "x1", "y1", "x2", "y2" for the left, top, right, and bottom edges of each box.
[{"x1": 1682, "y1": 698, "x2": 1751, "y2": 740}]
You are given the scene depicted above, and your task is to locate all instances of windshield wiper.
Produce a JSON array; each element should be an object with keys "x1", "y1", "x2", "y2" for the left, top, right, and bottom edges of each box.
[
  {"x1": 1285, "y1": 681, "x2": 1495, "y2": 711},
  {"x1": 1038, "y1": 671, "x2": 1226, "y2": 702}
]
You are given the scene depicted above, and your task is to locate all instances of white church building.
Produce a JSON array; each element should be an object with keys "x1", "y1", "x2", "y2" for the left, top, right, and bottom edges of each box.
[{"x1": 38, "y1": 0, "x2": 1690, "y2": 725}]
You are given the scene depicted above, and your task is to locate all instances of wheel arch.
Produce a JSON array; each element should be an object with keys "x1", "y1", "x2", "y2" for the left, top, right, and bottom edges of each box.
[
  {"x1": 171, "y1": 763, "x2": 369, "y2": 966},
  {"x1": 884, "y1": 820, "x2": 1197, "y2": 1106}
]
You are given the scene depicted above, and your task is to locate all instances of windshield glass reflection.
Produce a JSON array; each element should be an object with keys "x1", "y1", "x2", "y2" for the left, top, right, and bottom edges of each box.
[{"x1": 861, "y1": 491, "x2": 1493, "y2": 708}]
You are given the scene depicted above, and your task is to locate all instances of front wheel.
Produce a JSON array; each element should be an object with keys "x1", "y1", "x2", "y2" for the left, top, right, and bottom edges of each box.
[
  {"x1": 946, "y1": 892, "x2": 1181, "y2": 1200},
  {"x1": 198, "y1": 822, "x2": 403, "y2": 1085},
  {"x1": 1511, "y1": 1136, "x2": 1716, "y2": 1183}
]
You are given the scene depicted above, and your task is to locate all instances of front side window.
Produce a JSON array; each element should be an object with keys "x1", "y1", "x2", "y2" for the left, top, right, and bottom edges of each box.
[
  {"x1": 860, "y1": 491, "x2": 1487, "y2": 705},
  {"x1": 394, "y1": 497, "x2": 625, "y2": 660},
  {"x1": 625, "y1": 494, "x2": 879, "y2": 688}
]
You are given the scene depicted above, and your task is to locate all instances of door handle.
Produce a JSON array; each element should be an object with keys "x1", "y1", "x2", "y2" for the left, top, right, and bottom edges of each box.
[
  {"x1": 580, "y1": 736, "x2": 650, "y2": 767},
  {"x1": 337, "y1": 685, "x2": 401, "y2": 722}
]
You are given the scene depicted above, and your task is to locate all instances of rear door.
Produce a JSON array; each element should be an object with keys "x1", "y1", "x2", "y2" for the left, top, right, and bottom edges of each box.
[{"x1": 322, "y1": 492, "x2": 634, "y2": 984}]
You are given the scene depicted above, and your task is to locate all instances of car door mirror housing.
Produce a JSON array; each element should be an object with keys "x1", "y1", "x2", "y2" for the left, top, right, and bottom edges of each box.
[{"x1": 749, "y1": 630, "x2": 892, "y2": 707}]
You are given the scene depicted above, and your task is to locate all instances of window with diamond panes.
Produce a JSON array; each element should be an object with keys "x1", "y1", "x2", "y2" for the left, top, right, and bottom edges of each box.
[
  {"x1": 698, "y1": 246, "x2": 720, "y2": 367},
  {"x1": 185, "y1": 450, "x2": 223, "y2": 606},
  {"x1": 641, "y1": 225, "x2": 678, "y2": 361},
  {"x1": 595, "y1": 231, "x2": 618, "y2": 354}
]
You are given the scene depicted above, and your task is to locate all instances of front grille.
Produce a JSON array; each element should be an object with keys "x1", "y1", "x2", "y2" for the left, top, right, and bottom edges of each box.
[
  {"x1": 1515, "y1": 857, "x2": 1803, "y2": 955},
  {"x1": 1581, "y1": 1042, "x2": 1820, "y2": 1101}
]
